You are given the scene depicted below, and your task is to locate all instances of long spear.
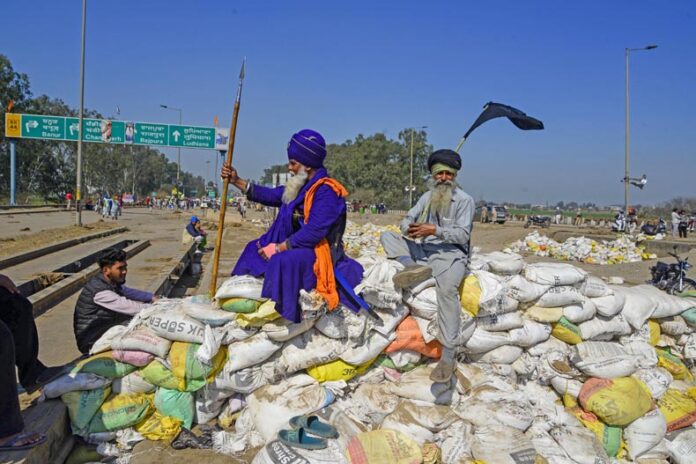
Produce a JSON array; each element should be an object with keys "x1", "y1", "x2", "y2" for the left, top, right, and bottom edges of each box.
[{"x1": 209, "y1": 58, "x2": 246, "y2": 297}]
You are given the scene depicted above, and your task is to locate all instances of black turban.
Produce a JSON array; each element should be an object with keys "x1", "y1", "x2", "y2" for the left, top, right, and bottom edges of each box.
[{"x1": 427, "y1": 149, "x2": 462, "y2": 172}]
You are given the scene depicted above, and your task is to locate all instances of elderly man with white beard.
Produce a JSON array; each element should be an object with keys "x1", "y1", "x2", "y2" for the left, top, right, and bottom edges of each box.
[
  {"x1": 380, "y1": 149, "x2": 474, "y2": 383},
  {"x1": 221, "y1": 129, "x2": 364, "y2": 323}
]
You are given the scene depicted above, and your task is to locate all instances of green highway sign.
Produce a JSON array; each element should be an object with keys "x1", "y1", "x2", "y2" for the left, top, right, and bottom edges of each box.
[{"x1": 5, "y1": 113, "x2": 228, "y2": 151}]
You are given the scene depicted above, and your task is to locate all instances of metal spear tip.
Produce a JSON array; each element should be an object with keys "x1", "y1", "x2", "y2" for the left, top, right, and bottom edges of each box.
[{"x1": 239, "y1": 57, "x2": 246, "y2": 80}]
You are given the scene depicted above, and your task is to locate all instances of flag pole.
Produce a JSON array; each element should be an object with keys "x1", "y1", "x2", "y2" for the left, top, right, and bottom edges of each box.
[
  {"x1": 455, "y1": 136, "x2": 467, "y2": 153},
  {"x1": 209, "y1": 58, "x2": 246, "y2": 297}
]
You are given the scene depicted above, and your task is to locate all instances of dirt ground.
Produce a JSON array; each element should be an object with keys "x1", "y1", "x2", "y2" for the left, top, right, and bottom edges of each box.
[{"x1": 0, "y1": 220, "x2": 119, "y2": 257}]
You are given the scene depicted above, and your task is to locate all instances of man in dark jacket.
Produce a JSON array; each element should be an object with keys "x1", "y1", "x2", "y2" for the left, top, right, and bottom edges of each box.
[
  {"x1": 73, "y1": 248, "x2": 156, "y2": 354},
  {"x1": 185, "y1": 215, "x2": 207, "y2": 251}
]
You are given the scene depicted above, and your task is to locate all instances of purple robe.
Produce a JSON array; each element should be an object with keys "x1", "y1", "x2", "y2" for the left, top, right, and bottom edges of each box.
[{"x1": 232, "y1": 168, "x2": 363, "y2": 322}]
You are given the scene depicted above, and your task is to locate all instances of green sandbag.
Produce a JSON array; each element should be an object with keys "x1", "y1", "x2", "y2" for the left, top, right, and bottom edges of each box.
[
  {"x1": 88, "y1": 392, "x2": 154, "y2": 433},
  {"x1": 681, "y1": 308, "x2": 696, "y2": 327},
  {"x1": 62, "y1": 386, "x2": 111, "y2": 430},
  {"x1": 141, "y1": 360, "x2": 206, "y2": 392},
  {"x1": 219, "y1": 297, "x2": 262, "y2": 313},
  {"x1": 72, "y1": 352, "x2": 138, "y2": 378},
  {"x1": 154, "y1": 388, "x2": 195, "y2": 429}
]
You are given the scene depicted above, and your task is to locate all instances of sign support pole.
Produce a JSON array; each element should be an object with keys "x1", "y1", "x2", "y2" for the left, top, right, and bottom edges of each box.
[
  {"x1": 75, "y1": 0, "x2": 87, "y2": 226},
  {"x1": 9, "y1": 140, "x2": 16, "y2": 206}
]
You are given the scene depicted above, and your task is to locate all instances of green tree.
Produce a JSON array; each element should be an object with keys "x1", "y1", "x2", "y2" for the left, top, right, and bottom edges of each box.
[{"x1": 259, "y1": 164, "x2": 288, "y2": 185}]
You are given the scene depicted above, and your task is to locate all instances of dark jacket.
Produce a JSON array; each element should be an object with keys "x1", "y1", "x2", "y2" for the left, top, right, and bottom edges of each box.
[{"x1": 73, "y1": 274, "x2": 132, "y2": 354}]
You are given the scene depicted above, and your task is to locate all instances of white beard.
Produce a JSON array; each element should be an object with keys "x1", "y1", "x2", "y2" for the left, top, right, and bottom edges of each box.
[
  {"x1": 282, "y1": 168, "x2": 309, "y2": 204},
  {"x1": 428, "y1": 178, "x2": 457, "y2": 217}
]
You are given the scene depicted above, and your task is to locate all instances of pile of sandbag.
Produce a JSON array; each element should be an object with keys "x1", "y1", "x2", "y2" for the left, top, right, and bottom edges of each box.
[
  {"x1": 44, "y1": 228, "x2": 696, "y2": 463},
  {"x1": 509, "y1": 230, "x2": 657, "y2": 264},
  {"x1": 343, "y1": 221, "x2": 399, "y2": 258}
]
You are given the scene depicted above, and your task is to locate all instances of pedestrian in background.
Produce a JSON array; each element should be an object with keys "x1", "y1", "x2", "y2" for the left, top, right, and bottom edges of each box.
[
  {"x1": 672, "y1": 208, "x2": 680, "y2": 238},
  {"x1": 679, "y1": 209, "x2": 688, "y2": 238}
]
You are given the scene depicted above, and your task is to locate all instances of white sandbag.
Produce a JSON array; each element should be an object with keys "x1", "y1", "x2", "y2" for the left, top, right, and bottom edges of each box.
[
  {"x1": 314, "y1": 306, "x2": 366, "y2": 341},
  {"x1": 578, "y1": 314, "x2": 632, "y2": 340},
  {"x1": 508, "y1": 320, "x2": 552, "y2": 347},
  {"x1": 388, "y1": 349, "x2": 422, "y2": 368},
  {"x1": 455, "y1": 362, "x2": 517, "y2": 394},
  {"x1": 504, "y1": 275, "x2": 550, "y2": 303},
  {"x1": 404, "y1": 286, "x2": 438, "y2": 320},
  {"x1": 455, "y1": 391, "x2": 533, "y2": 431},
  {"x1": 337, "y1": 382, "x2": 399, "y2": 425},
  {"x1": 525, "y1": 262, "x2": 587, "y2": 286},
  {"x1": 472, "y1": 425, "x2": 539, "y2": 464},
  {"x1": 340, "y1": 330, "x2": 395, "y2": 365},
  {"x1": 622, "y1": 285, "x2": 659, "y2": 329},
  {"x1": 380, "y1": 400, "x2": 458, "y2": 445},
  {"x1": 469, "y1": 345, "x2": 524, "y2": 364},
  {"x1": 439, "y1": 420, "x2": 476, "y2": 464},
  {"x1": 481, "y1": 251, "x2": 525, "y2": 275},
  {"x1": 195, "y1": 385, "x2": 234, "y2": 424},
  {"x1": 527, "y1": 336, "x2": 573, "y2": 357},
  {"x1": 683, "y1": 334, "x2": 696, "y2": 361},
  {"x1": 413, "y1": 315, "x2": 437, "y2": 344},
  {"x1": 212, "y1": 365, "x2": 268, "y2": 395},
  {"x1": 275, "y1": 330, "x2": 344, "y2": 374},
  {"x1": 651, "y1": 289, "x2": 694, "y2": 318},
  {"x1": 111, "y1": 371, "x2": 155, "y2": 395},
  {"x1": 622, "y1": 340, "x2": 659, "y2": 368},
  {"x1": 43, "y1": 373, "x2": 111, "y2": 399},
  {"x1": 371, "y1": 303, "x2": 409, "y2": 336},
  {"x1": 550, "y1": 376, "x2": 583, "y2": 399},
  {"x1": 225, "y1": 333, "x2": 282, "y2": 373},
  {"x1": 537, "y1": 286, "x2": 584, "y2": 308},
  {"x1": 214, "y1": 275, "x2": 264, "y2": 300},
  {"x1": 90, "y1": 325, "x2": 128, "y2": 355},
  {"x1": 471, "y1": 270, "x2": 506, "y2": 307},
  {"x1": 591, "y1": 289, "x2": 626, "y2": 317},
  {"x1": 562, "y1": 298, "x2": 596, "y2": 324},
  {"x1": 475, "y1": 311, "x2": 524, "y2": 332},
  {"x1": 354, "y1": 256, "x2": 403, "y2": 309},
  {"x1": 147, "y1": 310, "x2": 206, "y2": 343},
  {"x1": 182, "y1": 301, "x2": 238, "y2": 326},
  {"x1": 659, "y1": 316, "x2": 689, "y2": 336},
  {"x1": 454, "y1": 313, "x2": 477, "y2": 346},
  {"x1": 632, "y1": 368, "x2": 672, "y2": 400},
  {"x1": 667, "y1": 428, "x2": 696, "y2": 464},
  {"x1": 571, "y1": 341, "x2": 639, "y2": 378},
  {"x1": 252, "y1": 440, "x2": 347, "y2": 464},
  {"x1": 388, "y1": 365, "x2": 455, "y2": 404},
  {"x1": 550, "y1": 425, "x2": 609, "y2": 464},
  {"x1": 477, "y1": 293, "x2": 520, "y2": 316},
  {"x1": 111, "y1": 327, "x2": 172, "y2": 358},
  {"x1": 218, "y1": 320, "x2": 258, "y2": 344},
  {"x1": 195, "y1": 324, "x2": 224, "y2": 366},
  {"x1": 464, "y1": 328, "x2": 511, "y2": 354},
  {"x1": 245, "y1": 374, "x2": 331, "y2": 442},
  {"x1": 624, "y1": 408, "x2": 667, "y2": 460},
  {"x1": 262, "y1": 317, "x2": 315, "y2": 342},
  {"x1": 577, "y1": 276, "x2": 612, "y2": 298},
  {"x1": 526, "y1": 427, "x2": 574, "y2": 464}
]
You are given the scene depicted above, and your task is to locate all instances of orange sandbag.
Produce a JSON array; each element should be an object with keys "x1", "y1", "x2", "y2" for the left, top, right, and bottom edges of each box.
[{"x1": 385, "y1": 316, "x2": 442, "y2": 359}]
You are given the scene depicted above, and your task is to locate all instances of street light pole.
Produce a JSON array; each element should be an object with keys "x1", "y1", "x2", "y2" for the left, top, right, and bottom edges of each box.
[
  {"x1": 160, "y1": 104, "x2": 183, "y2": 190},
  {"x1": 75, "y1": 0, "x2": 87, "y2": 226},
  {"x1": 624, "y1": 44, "x2": 657, "y2": 215}
]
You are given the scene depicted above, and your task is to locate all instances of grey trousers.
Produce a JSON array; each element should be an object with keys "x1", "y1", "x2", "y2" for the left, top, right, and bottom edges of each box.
[{"x1": 380, "y1": 231, "x2": 467, "y2": 350}]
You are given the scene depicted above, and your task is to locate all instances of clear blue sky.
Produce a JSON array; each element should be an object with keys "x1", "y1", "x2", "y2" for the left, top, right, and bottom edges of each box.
[{"x1": 2, "y1": 0, "x2": 695, "y2": 205}]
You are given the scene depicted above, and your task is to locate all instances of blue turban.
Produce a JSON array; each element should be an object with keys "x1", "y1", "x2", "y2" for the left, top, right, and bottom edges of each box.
[{"x1": 287, "y1": 129, "x2": 326, "y2": 168}]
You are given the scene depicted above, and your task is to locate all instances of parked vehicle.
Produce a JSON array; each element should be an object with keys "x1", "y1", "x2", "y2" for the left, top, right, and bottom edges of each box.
[
  {"x1": 641, "y1": 218, "x2": 667, "y2": 236},
  {"x1": 650, "y1": 246, "x2": 696, "y2": 294},
  {"x1": 524, "y1": 215, "x2": 551, "y2": 229}
]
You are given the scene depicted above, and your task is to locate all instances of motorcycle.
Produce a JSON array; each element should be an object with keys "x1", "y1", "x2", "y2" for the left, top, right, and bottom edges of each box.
[
  {"x1": 524, "y1": 215, "x2": 551, "y2": 229},
  {"x1": 650, "y1": 246, "x2": 696, "y2": 294},
  {"x1": 641, "y1": 218, "x2": 667, "y2": 236}
]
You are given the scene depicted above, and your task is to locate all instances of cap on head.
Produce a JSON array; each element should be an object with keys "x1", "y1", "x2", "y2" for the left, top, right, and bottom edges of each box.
[
  {"x1": 427, "y1": 149, "x2": 461, "y2": 175},
  {"x1": 287, "y1": 129, "x2": 326, "y2": 168},
  {"x1": 191, "y1": 215, "x2": 199, "y2": 223}
]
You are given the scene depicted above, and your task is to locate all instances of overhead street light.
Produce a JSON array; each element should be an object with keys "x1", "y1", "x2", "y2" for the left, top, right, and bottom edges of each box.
[
  {"x1": 160, "y1": 104, "x2": 183, "y2": 188},
  {"x1": 624, "y1": 44, "x2": 657, "y2": 215}
]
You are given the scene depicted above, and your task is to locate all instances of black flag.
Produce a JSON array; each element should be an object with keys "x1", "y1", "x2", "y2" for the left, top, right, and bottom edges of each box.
[{"x1": 462, "y1": 101, "x2": 544, "y2": 141}]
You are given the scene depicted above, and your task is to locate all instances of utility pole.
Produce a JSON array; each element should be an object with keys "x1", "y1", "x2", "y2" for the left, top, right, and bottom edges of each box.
[{"x1": 75, "y1": 0, "x2": 87, "y2": 226}]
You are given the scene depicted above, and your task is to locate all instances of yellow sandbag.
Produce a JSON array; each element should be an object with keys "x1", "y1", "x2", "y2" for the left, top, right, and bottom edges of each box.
[
  {"x1": 658, "y1": 388, "x2": 696, "y2": 432},
  {"x1": 169, "y1": 341, "x2": 226, "y2": 381},
  {"x1": 552, "y1": 317, "x2": 582, "y2": 345},
  {"x1": 135, "y1": 411, "x2": 182, "y2": 441},
  {"x1": 218, "y1": 297, "x2": 262, "y2": 313},
  {"x1": 345, "y1": 429, "x2": 422, "y2": 464},
  {"x1": 524, "y1": 305, "x2": 563, "y2": 323},
  {"x1": 459, "y1": 274, "x2": 481, "y2": 316},
  {"x1": 655, "y1": 348, "x2": 692, "y2": 381},
  {"x1": 648, "y1": 320, "x2": 661, "y2": 346},
  {"x1": 306, "y1": 357, "x2": 376, "y2": 383},
  {"x1": 578, "y1": 377, "x2": 653, "y2": 426},
  {"x1": 140, "y1": 360, "x2": 205, "y2": 392},
  {"x1": 89, "y1": 392, "x2": 154, "y2": 433},
  {"x1": 235, "y1": 300, "x2": 280, "y2": 327},
  {"x1": 564, "y1": 396, "x2": 626, "y2": 458}
]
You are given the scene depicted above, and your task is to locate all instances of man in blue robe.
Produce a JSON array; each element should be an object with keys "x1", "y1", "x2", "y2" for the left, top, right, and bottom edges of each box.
[{"x1": 221, "y1": 129, "x2": 363, "y2": 322}]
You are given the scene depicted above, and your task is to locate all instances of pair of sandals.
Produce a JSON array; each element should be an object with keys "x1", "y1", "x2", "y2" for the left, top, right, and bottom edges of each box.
[{"x1": 277, "y1": 415, "x2": 338, "y2": 450}]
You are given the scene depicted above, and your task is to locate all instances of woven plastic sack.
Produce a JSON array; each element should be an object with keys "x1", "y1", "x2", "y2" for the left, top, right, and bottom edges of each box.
[
  {"x1": 524, "y1": 262, "x2": 587, "y2": 286},
  {"x1": 385, "y1": 316, "x2": 442, "y2": 359},
  {"x1": 140, "y1": 359, "x2": 205, "y2": 392},
  {"x1": 657, "y1": 388, "x2": 696, "y2": 432},
  {"x1": 72, "y1": 352, "x2": 138, "y2": 379},
  {"x1": 111, "y1": 350, "x2": 154, "y2": 367},
  {"x1": 134, "y1": 411, "x2": 182, "y2": 441},
  {"x1": 62, "y1": 386, "x2": 111, "y2": 430},
  {"x1": 111, "y1": 327, "x2": 172, "y2": 358},
  {"x1": 214, "y1": 275, "x2": 263, "y2": 300},
  {"x1": 459, "y1": 274, "x2": 481, "y2": 316},
  {"x1": 154, "y1": 388, "x2": 195, "y2": 429},
  {"x1": 578, "y1": 377, "x2": 653, "y2": 426},
  {"x1": 236, "y1": 300, "x2": 280, "y2": 327},
  {"x1": 112, "y1": 370, "x2": 156, "y2": 395},
  {"x1": 564, "y1": 396, "x2": 624, "y2": 458},
  {"x1": 345, "y1": 429, "x2": 422, "y2": 464},
  {"x1": 219, "y1": 297, "x2": 263, "y2": 313},
  {"x1": 169, "y1": 341, "x2": 226, "y2": 381},
  {"x1": 88, "y1": 392, "x2": 154, "y2": 433},
  {"x1": 147, "y1": 311, "x2": 206, "y2": 343},
  {"x1": 43, "y1": 373, "x2": 111, "y2": 399},
  {"x1": 306, "y1": 357, "x2": 376, "y2": 383},
  {"x1": 552, "y1": 317, "x2": 583, "y2": 345}
]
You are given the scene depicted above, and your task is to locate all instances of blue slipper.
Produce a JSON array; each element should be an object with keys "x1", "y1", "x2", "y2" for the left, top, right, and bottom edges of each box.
[
  {"x1": 289, "y1": 415, "x2": 338, "y2": 439},
  {"x1": 278, "y1": 427, "x2": 327, "y2": 450}
]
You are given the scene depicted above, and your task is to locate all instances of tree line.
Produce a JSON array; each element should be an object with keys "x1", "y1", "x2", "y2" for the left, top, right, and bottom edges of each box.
[{"x1": 0, "y1": 55, "x2": 205, "y2": 203}]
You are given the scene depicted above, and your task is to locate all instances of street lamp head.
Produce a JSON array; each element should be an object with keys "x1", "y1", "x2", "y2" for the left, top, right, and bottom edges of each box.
[
  {"x1": 160, "y1": 104, "x2": 168, "y2": 109},
  {"x1": 645, "y1": 45, "x2": 658, "y2": 50}
]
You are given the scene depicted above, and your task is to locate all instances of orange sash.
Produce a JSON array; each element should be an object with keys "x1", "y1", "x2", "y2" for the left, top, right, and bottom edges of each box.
[{"x1": 303, "y1": 177, "x2": 348, "y2": 310}]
